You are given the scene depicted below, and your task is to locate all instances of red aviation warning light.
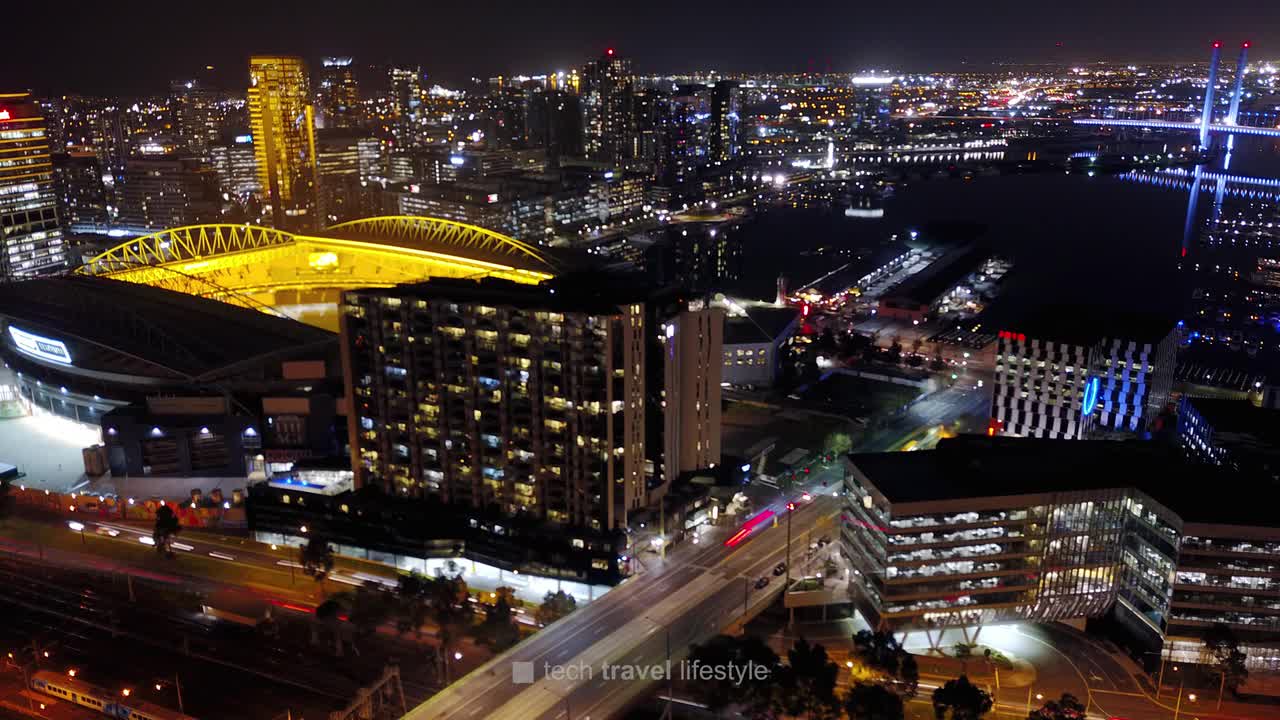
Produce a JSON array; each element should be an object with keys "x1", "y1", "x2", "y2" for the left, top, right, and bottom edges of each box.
[
  {"x1": 1243, "y1": 41, "x2": 1252, "y2": 49},
  {"x1": 606, "y1": 48, "x2": 615, "y2": 56},
  {"x1": 1212, "y1": 41, "x2": 1222, "y2": 49}
]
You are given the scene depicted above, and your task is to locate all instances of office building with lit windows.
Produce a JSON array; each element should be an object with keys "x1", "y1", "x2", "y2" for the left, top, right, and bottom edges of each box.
[
  {"x1": 722, "y1": 306, "x2": 801, "y2": 388},
  {"x1": 661, "y1": 305, "x2": 725, "y2": 482},
  {"x1": 52, "y1": 150, "x2": 109, "y2": 228},
  {"x1": 842, "y1": 435, "x2": 1280, "y2": 673},
  {"x1": 316, "y1": 57, "x2": 360, "y2": 129},
  {"x1": 247, "y1": 56, "x2": 318, "y2": 230},
  {"x1": 341, "y1": 276, "x2": 648, "y2": 532},
  {"x1": 991, "y1": 308, "x2": 1177, "y2": 440},
  {"x1": 244, "y1": 274, "x2": 723, "y2": 589},
  {"x1": 0, "y1": 92, "x2": 66, "y2": 277},
  {"x1": 1176, "y1": 396, "x2": 1280, "y2": 473},
  {"x1": 315, "y1": 128, "x2": 379, "y2": 225},
  {"x1": 118, "y1": 154, "x2": 221, "y2": 229},
  {"x1": 330, "y1": 275, "x2": 652, "y2": 585},
  {"x1": 170, "y1": 79, "x2": 239, "y2": 156},
  {"x1": 581, "y1": 50, "x2": 633, "y2": 165},
  {"x1": 709, "y1": 80, "x2": 741, "y2": 162},
  {"x1": 208, "y1": 133, "x2": 260, "y2": 197}
]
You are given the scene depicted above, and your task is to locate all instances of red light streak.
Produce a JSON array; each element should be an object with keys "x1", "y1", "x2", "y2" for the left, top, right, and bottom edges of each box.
[
  {"x1": 269, "y1": 598, "x2": 315, "y2": 613},
  {"x1": 724, "y1": 509, "x2": 776, "y2": 546}
]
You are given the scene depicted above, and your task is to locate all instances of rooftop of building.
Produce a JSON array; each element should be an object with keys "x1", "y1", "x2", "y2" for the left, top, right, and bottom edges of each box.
[
  {"x1": 880, "y1": 244, "x2": 989, "y2": 306},
  {"x1": 349, "y1": 274, "x2": 638, "y2": 316},
  {"x1": 0, "y1": 276, "x2": 334, "y2": 381},
  {"x1": 849, "y1": 434, "x2": 1276, "y2": 527},
  {"x1": 804, "y1": 240, "x2": 911, "y2": 298},
  {"x1": 1182, "y1": 396, "x2": 1280, "y2": 453},
  {"x1": 724, "y1": 306, "x2": 801, "y2": 345},
  {"x1": 1000, "y1": 304, "x2": 1176, "y2": 348}
]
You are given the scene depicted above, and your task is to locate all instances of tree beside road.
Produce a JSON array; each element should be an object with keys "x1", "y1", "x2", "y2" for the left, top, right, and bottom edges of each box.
[{"x1": 152, "y1": 503, "x2": 180, "y2": 558}]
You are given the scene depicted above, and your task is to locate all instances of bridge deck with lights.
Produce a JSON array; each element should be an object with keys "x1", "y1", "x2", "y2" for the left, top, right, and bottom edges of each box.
[{"x1": 1073, "y1": 117, "x2": 1280, "y2": 138}]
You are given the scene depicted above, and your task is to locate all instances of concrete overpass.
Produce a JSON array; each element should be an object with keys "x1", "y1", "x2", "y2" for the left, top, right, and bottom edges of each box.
[{"x1": 404, "y1": 494, "x2": 841, "y2": 720}]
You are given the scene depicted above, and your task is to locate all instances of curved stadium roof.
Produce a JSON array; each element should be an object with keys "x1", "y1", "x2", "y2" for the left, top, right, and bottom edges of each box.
[{"x1": 0, "y1": 276, "x2": 334, "y2": 385}]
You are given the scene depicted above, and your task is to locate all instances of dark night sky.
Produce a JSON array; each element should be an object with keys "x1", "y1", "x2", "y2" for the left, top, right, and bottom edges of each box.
[{"x1": 4, "y1": 0, "x2": 1277, "y2": 95}]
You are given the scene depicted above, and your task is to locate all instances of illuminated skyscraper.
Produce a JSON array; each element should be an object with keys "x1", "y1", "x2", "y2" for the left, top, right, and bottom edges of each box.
[
  {"x1": 388, "y1": 65, "x2": 424, "y2": 146},
  {"x1": 118, "y1": 154, "x2": 221, "y2": 229},
  {"x1": 248, "y1": 56, "x2": 318, "y2": 230},
  {"x1": 709, "y1": 80, "x2": 741, "y2": 162},
  {"x1": 316, "y1": 57, "x2": 360, "y2": 129},
  {"x1": 170, "y1": 79, "x2": 237, "y2": 155},
  {"x1": 581, "y1": 49, "x2": 633, "y2": 164},
  {"x1": 0, "y1": 92, "x2": 65, "y2": 278}
]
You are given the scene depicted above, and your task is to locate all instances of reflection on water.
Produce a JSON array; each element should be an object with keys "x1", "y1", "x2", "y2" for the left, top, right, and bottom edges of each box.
[
  {"x1": 731, "y1": 134, "x2": 1280, "y2": 373},
  {"x1": 1092, "y1": 135, "x2": 1280, "y2": 369}
]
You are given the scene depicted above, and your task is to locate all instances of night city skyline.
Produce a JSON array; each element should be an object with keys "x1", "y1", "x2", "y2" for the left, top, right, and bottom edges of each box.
[
  {"x1": 4, "y1": 0, "x2": 1278, "y2": 93},
  {"x1": 2, "y1": 4, "x2": 1280, "y2": 719}
]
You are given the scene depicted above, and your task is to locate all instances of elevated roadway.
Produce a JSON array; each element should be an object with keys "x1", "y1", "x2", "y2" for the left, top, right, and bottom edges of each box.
[{"x1": 405, "y1": 493, "x2": 841, "y2": 720}]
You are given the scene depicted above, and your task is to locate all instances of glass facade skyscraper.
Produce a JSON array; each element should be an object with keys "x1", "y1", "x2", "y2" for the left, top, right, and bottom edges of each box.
[
  {"x1": 248, "y1": 56, "x2": 318, "y2": 230},
  {"x1": 0, "y1": 92, "x2": 65, "y2": 278}
]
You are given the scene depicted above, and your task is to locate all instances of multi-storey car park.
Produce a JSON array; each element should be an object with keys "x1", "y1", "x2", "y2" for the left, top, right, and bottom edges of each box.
[
  {"x1": 842, "y1": 435, "x2": 1280, "y2": 676},
  {"x1": 991, "y1": 306, "x2": 1179, "y2": 440}
]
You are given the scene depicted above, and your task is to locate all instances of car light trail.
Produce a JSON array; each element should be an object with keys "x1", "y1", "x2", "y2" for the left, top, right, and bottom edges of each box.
[
  {"x1": 724, "y1": 509, "x2": 776, "y2": 547},
  {"x1": 208, "y1": 551, "x2": 236, "y2": 561}
]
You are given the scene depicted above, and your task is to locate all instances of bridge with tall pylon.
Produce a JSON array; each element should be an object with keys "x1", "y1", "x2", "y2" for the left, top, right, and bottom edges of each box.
[
  {"x1": 75, "y1": 216, "x2": 560, "y2": 331},
  {"x1": 1074, "y1": 42, "x2": 1280, "y2": 142}
]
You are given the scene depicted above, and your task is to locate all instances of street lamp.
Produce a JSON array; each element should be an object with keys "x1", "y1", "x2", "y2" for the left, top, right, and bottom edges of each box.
[
  {"x1": 67, "y1": 669, "x2": 77, "y2": 678},
  {"x1": 121, "y1": 688, "x2": 131, "y2": 698},
  {"x1": 785, "y1": 502, "x2": 796, "y2": 592},
  {"x1": 1025, "y1": 690, "x2": 1043, "y2": 715},
  {"x1": 1173, "y1": 682, "x2": 1197, "y2": 720}
]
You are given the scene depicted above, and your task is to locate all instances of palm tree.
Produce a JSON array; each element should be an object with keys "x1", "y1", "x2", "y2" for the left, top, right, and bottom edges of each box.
[
  {"x1": 299, "y1": 535, "x2": 334, "y2": 582},
  {"x1": 931, "y1": 675, "x2": 992, "y2": 720},
  {"x1": 152, "y1": 504, "x2": 180, "y2": 557}
]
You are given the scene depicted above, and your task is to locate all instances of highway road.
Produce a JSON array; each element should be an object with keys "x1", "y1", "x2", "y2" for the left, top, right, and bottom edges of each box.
[{"x1": 404, "y1": 492, "x2": 841, "y2": 720}]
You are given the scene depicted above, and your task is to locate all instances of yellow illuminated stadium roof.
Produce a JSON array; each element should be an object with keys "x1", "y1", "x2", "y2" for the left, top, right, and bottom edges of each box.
[{"x1": 75, "y1": 216, "x2": 559, "y2": 331}]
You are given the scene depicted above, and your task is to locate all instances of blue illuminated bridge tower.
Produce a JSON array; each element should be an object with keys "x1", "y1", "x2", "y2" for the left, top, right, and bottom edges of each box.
[{"x1": 1075, "y1": 41, "x2": 1275, "y2": 142}]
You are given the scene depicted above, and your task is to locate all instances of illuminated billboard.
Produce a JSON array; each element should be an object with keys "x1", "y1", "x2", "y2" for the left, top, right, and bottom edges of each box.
[{"x1": 7, "y1": 326, "x2": 73, "y2": 365}]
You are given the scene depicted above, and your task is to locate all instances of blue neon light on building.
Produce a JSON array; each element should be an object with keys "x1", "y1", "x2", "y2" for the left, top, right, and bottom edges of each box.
[{"x1": 1081, "y1": 376, "x2": 1101, "y2": 416}]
